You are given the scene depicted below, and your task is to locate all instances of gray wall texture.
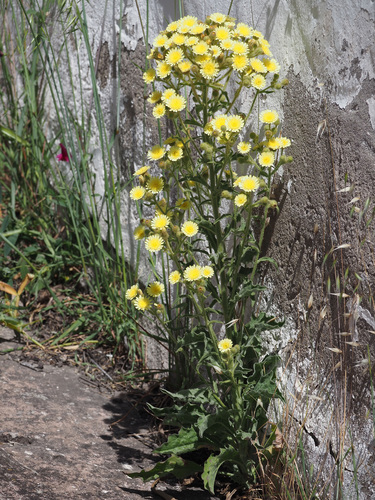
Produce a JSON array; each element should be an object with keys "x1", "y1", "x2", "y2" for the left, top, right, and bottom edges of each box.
[{"x1": 72, "y1": 0, "x2": 375, "y2": 497}]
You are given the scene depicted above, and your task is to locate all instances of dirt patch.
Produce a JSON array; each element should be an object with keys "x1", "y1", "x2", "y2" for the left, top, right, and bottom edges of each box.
[{"x1": 0, "y1": 350, "x2": 217, "y2": 500}]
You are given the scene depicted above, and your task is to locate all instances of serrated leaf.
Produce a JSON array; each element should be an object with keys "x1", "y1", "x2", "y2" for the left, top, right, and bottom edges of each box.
[
  {"x1": 202, "y1": 448, "x2": 240, "y2": 494},
  {"x1": 155, "y1": 427, "x2": 216, "y2": 455},
  {"x1": 127, "y1": 454, "x2": 202, "y2": 481}
]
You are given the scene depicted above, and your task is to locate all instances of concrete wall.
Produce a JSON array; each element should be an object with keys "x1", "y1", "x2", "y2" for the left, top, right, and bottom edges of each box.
[{"x1": 74, "y1": 0, "x2": 375, "y2": 496}]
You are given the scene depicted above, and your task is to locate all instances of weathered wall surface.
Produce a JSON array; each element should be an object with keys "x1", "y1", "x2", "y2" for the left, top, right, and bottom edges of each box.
[{"x1": 69, "y1": 0, "x2": 375, "y2": 496}]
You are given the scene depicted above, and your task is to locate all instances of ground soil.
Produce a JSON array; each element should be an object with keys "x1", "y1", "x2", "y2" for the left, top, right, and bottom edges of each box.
[{"x1": 0, "y1": 332, "x2": 221, "y2": 500}]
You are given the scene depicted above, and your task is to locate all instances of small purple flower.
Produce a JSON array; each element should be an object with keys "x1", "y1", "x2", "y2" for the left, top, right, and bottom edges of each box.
[{"x1": 56, "y1": 143, "x2": 69, "y2": 162}]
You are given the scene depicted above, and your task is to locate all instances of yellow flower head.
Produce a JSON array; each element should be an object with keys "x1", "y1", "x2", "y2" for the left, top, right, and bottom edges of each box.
[
  {"x1": 251, "y1": 74, "x2": 267, "y2": 90},
  {"x1": 190, "y1": 23, "x2": 207, "y2": 35},
  {"x1": 235, "y1": 22, "x2": 252, "y2": 38},
  {"x1": 172, "y1": 33, "x2": 186, "y2": 45},
  {"x1": 234, "y1": 193, "x2": 247, "y2": 207},
  {"x1": 260, "y1": 38, "x2": 272, "y2": 56},
  {"x1": 263, "y1": 58, "x2": 280, "y2": 73},
  {"x1": 143, "y1": 68, "x2": 156, "y2": 84},
  {"x1": 166, "y1": 47, "x2": 184, "y2": 65},
  {"x1": 218, "y1": 338, "x2": 233, "y2": 353},
  {"x1": 134, "y1": 295, "x2": 151, "y2": 311},
  {"x1": 147, "y1": 176, "x2": 164, "y2": 193},
  {"x1": 210, "y1": 12, "x2": 227, "y2": 24},
  {"x1": 237, "y1": 142, "x2": 251, "y2": 154},
  {"x1": 184, "y1": 265, "x2": 202, "y2": 281},
  {"x1": 193, "y1": 41, "x2": 209, "y2": 55},
  {"x1": 168, "y1": 145, "x2": 183, "y2": 161},
  {"x1": 211, "y1": 45, "x2": 222, "y2": 58},
  {"x1": 279, "y1": 137, "x2": 291, "y2": 148},
  {"x1": 134, "y1": 225, "x2": 146, "y2": 240},
  {"x1": 147, "y1": 281, "x2": 165, "y2": 297},
  {"x1": 250, "y1": 58, "x2": 267, "y2": 73},
  {"x1": 227, "y1": 115, "x2": 244, "y2": 132},
  {"x1": 169, "y1": 270, "x2": 181, "y2": 284},
  {"x1": 166, "y1": 21, "x2": 179, "y2": 32},
  {"x1": 145, "y1": 234, "x2": 164, "y2": 253},
  {"x1": 215, "y1": 26, "x2": 231, "y2": 40},
  {"x1": 178, "y1": 60, "x2": 192, "y2": 73},
  {"x1": 232, "y1": 41, "x2": 248, "y2": 55},
  {"x1": 176, "y1": 198, "x2": 191, "y2": 210},
  {"x1": 125, "y1": 284, "x2": 139, "y2": 300},
  {"x1": 162, "y1": 88, "x2": 176, "y2": 101},
  {"x1": 181, "y1": 220, "x2": 199, "y2": 237},
  {"x1": 221, "y1": 39, "x2": 234, "y2": 51},
  {"x1": 153, "y1": 103, "x2": 166, "y2": 119},
  {"x1": 239, "y1": 175, "x2": 260, "y2": 192},
  {"x1": 153, "y1": 34, "x2": 169, "y2": 47},
  {"x1": 156, "y1": 61, "x2": 172, "y2": 79},
  {"x1": 212, "y1": 114, "x2": 228, "y2": 131},
  {"x1": 259, "y1": 151, "x2": 275, "y2": 167},
  {"x1": 166, "y1": 94, "x2": 186, "y2": 112},
  {"x1": 148, "y1": 145, "x2": 165, "y2": 161},
  {"x1": 268, "y1": 137, "x2": 281, "y2": 150},
  {"x1": 178, "y1": 15, "x2": 198, "y2": 32},
  {"x1": 151, "y1": 214, "x2": 170, "y2": 230},
  {"x1": 134, "y1": 166, "x2": 150, "y2": 176},
  {"x1": 201, "y1": 266, "x2": 214, "y2": 278},
  {"x1": 232, "y1": 54, "x2": 249, "y2": 72},
  {"x1": 260, "y1": 109, "x2": 279, "y2": 124},
  {"x1": 130, "y1": 186, "x2": 146, "y2": 200},
  {"x1": 200, "y1": 60, "x2": 219, "y2": 80},
  {"x1": 148, "y1": 90, "x2": 162, "y2": 103},
  {"x1": 185, "y1": 36, "x2": 199, "y2": 46}
]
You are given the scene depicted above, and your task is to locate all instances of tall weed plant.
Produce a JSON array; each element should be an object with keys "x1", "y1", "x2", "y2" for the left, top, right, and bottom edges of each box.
[{"x1": 127, "y1": 12, "x2": 292, "y2": 492}]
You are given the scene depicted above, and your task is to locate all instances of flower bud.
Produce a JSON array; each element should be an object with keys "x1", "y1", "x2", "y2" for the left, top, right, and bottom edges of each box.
[
  {"x1": 268, "y1": 199, "x2": 278, "y2": 209},
  {"x1": 200, "y1": 142, "x2": 214, "y2": 154},
  {"x1": 265, "y1": 130, "x2": 273, "y2": 140},
  {"x1": 281, "y1": 78, "x2": 289, "y2": 87},
  {"x1": 231, "y1": 344, "x2": 240, "y2": 355},
  {"x1": 221, "y1": 190, "x2": 233, "y2": 200},
  {"x1": 197, "y1": 285, "x2": 206, "y2": 294}
]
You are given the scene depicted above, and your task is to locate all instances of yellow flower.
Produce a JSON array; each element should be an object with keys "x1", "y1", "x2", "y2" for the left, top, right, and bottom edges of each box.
[
  {"x1": 153, "y1": 103, "x2": 166, "y2": 119},
  {"x1": 134, "y1": 166, "x2": 150, "y2": 176},
  {"x1": 169, "y1": 270, "x2": 181, "y2": 284},
  {"x1": 181, "y1": 220, "x2": 199, "y2": 237},
  {"x1": 193, "y1": 41, "x2": 209, "y2": 55},
  {"x1": 145, "y1": 234, "x2": 164, "y2": 253},
  {"x1": 148, "y1": 145, "x2": 165, "y2": 161},
  {"x1": 184, "y1": 265, "x2": 202, "y2": 281},
  {"x1": 279, "y1": 137, "x2": 291, "y2": 148},
  {"x1": 251, "y1": 74, "x2": 266, "y2": 90},
  {"x1": 221, "y1": 39, "x2": 234, "y2": 51},
  {"x1": 190, "y1": 23, "x2": 207, "y2": 35},
  {"x1": 212, "y1": 114, "x2": 227, "y2": 131},
  {"x1": 250, "y1": 59, "x2": 266, "y2": 74},
  {"x1": 166, "y1": 21, "x2": 179, "y2": 32},
  {"x1": 130, "y1": 186, "x2": 146, "y2": 200},
  {"x1": 148, "y1": 90, "x2": 162, "y2": 103},
  {"x1": 151, "y1": 214, "x2": 170, "y2": 230},
  {"x1": 201, "y1": 266, "x2": 214, "y2": 278},
  {"x1": 211, "y1": 45, "x2": 222, "y2": 58},
  {"x1": 176, "y1": 198, "x2": 191, "y2": 210},
  {"x1": 162, "y1": 88, "x2": 176, "y2": 101},
  {"x1": 210, "y1": 13, "x2": 227, "y2": 24},
  {"x1": 153, "y1": 34, "x2": 168, "y2": 47},
  {"x1": 234, "y1": 193, "x2": 247, "y2": 207},
  {"x1": 268, "y1": 137, "x2": 281, "y2": 150},
  {"x1": 156, "y1": 61, "x2": 172, "y2": 79},
  {"x1": 259, "y1": 151, "x2": 275, "y2": 167},
  {"x1": 166, "y1": 94, "x2": 186, "y2": 112},
  {"x1": 232, "y1": 41, "x2": 248, "y2": 55},
  {"x1": 166, "y1": 47, "x2": 184, "y2": 65},
  {"x1": 263, "y1": 58, "x2": 280, "y2": 73},
  {"x1": 235, "y1": 22, "x2": 252, "y2": 38},
  {"x1": 134, "y1": 225, "x2": 146, "y2": 240},
  {"x1": 195, "y1": 54, "x2": 210, "y2": 64},
  {"x1": 147, "y1": 281, "x2": 165, "y2": 297},
  {"x1": 218, "y1": 338, "x2": 233, "y2": 353},
  {"x1": 125, "y1": 284, "x2": 139, "y2": 300},
  {"x1": 215, "y1": 26, "x2": 231, "y2": 40},
  {"x1": 143, "y1": 68, "x2": 156, "y2": 84},
  {"x1": 178, "y1": 60, "x2": 192, "y2": 72},
  {"x1": 260, "y1": 38, "x2": 272, "y2": 56},
  {"x1": 227, "y1": 115, "x2": 244, "y2": 132},
  {"x1": 200, "y1": 60, "x2": 219, "y2": 80},
  {"x1": 147, "y1": 176, "x2": 164, "y2": 193},
  {"x1": 239, "y1": 175, "x2": 260, "y2": 192},
  {"x1": 178, "y1": 15, "x2": 197, "y2": 32},
  {"x1": 134, "y1": 295, "x2": 151, "y2": 311},
  {"x1": 172, "y1": 33, "x2": 185, "y2": 45},
  {"x1": 237, "y1": 142, "x2": 251, "y2": 154},
  {"x1": 232, "y1": 54, "x2": 249, "y2": 72},
  {"x1": 259, "y1": 109, "x2": 279, "y2": 124},
  {"x1": 185, "y1": 36, "x2": 199, "y2": 46},
  {"x1": 168, "y1": 145, "x2": 183, "y2": 161}
]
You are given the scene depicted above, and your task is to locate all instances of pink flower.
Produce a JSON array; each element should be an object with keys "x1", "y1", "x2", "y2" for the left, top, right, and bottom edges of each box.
[{"x1": 56, "y1": 143, "x2": 69, "y2": 162}]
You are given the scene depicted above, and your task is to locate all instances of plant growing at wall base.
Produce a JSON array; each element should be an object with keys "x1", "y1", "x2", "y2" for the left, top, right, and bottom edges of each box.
[{"x1": 126, "y1": 12, "x2": 292, "y2": 492}]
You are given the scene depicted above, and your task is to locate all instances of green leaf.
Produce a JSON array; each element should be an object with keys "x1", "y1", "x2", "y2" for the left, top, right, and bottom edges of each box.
[
  {"x1": 127, "y1": 454, "x2": 202, "y2": 481},
  {"x1": 0, "y1": 125, "x2": 29, "y2": 146},
  {"x1": 155, "y1": 427, "x2": 216, "y2": 455},
  {"x1": 202, "y1": 448, "x2": 241, "y2": 494}
]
